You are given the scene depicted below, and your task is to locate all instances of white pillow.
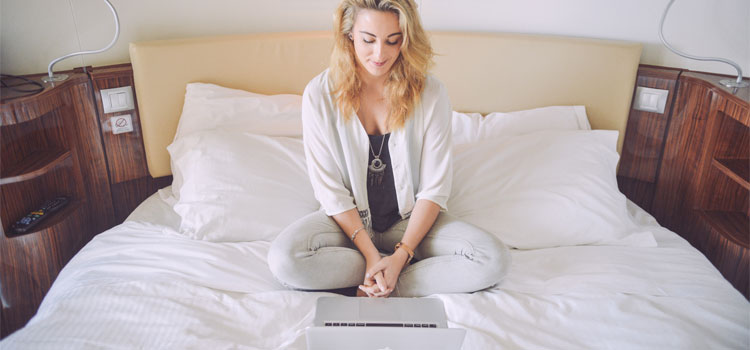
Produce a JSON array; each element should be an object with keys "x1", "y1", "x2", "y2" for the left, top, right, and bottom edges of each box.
[
  {"x1": 174, "y1": 82, "x2": 303, "y2": 140},
  {"x1": 168, "y1": 130, "x2": 319, "y2": 242},
  {"x1": 451, "y1": 111, "x2": 483, "y2": 146},
  {"x1": 171, "y1": 83, "x2": 303, "y2": 200},
  {"x1": 448, "y1": 129, "x2": 656, "y2": 249},
  {"x1": 452, "y1": 106, "x2": 590, "y2": 145}
]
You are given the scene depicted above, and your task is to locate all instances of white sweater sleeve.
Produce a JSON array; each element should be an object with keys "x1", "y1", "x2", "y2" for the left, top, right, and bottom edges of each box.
[
  {"x1": 301, "y1": 80, "x2": 357, "y2": 216},
  {"x1": 415, "y1": 78, "x2": 453, "y2": 210}
]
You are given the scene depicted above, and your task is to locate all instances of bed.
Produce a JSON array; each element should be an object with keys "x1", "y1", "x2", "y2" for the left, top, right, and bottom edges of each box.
[{"x1": 1, "y1": 31, "x2": 748, "y2": 349}]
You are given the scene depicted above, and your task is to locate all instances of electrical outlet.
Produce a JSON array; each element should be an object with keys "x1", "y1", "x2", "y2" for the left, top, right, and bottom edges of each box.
[{"x1": 634, "y1": 86, "x2": 669, "y2": 114}]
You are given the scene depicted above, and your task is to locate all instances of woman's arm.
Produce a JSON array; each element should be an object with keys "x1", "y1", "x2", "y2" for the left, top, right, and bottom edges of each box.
[
  {"x1": 398, "y1": 198, "x2": 440, "y2": 258},
  {"x1": 331, "y1": 209, "x2": 379, "y2": 262},
  {"x1": 332, "y1": 208, "x2": 389, "y2": 295},
  {"x1": 364, "y1": 199, "x2": 439, "y2": 295},
  {"x1": 301, "y1": 79, "x2": 358, "y2": 216}
]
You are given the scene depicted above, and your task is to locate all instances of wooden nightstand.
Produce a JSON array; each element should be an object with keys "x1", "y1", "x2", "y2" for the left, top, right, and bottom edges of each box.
[
  {"x1": 685, "y1": 72, "x2": 749, "y2": 297},
  {"x1": 0, "y1": 72, "x2": 114, "y2": 338},
  {"x1": 647, "y1": 69, "x2": 749, "y2": 299}
]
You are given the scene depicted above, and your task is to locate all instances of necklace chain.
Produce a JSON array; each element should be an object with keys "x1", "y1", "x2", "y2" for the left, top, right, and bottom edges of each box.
[{"x1": 369, "y1": 134, "x2": 386, "y2": 159}]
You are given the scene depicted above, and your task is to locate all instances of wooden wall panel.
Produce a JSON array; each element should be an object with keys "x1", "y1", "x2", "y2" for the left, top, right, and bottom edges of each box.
[
  {"x1": 67, "y1": 78, "x2": 116, "y2": 234},
  {"x1": 90, "y1": 64, "x2": 150, "y2": 184},
  {"x1": 88, "y1": 65, "x2": 172, "y2": 225},
  {"x1": 616, "y1": 178, "x2": 656, "y2": 213},
  {"x1": 616, "y1": 65, "x2": 681, "y2": 213},
  {"x1": 650, "y1": 78, "x2": 714, "y2": 242},
  {"x1": 619, "y1": 65, "x2": 681, "y2": 182},
  {"x1": 111, "y1": 176, "x2": 172, "y2": 224}
]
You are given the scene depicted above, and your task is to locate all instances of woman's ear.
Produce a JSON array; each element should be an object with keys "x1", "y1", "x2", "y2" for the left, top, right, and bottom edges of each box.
[{"x1": 348, "y1": 33, "x2": 353, "y2": 41}]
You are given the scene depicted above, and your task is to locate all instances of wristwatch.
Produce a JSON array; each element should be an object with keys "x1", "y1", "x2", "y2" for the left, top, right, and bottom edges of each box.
[{"x1": 395, "y1": 242, "x2": 415, "y2": 264}]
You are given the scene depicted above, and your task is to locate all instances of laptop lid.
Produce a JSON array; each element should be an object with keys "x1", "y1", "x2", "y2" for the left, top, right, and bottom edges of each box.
[
  {"x1": 313, "y1": 297, "x2": 449, "y2": 327},
  {"x1": 307, "y1": 297, "x2": 466, "y2": 350}
]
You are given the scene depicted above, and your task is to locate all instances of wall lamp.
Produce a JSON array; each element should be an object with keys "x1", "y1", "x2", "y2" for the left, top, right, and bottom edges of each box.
[
  {"x1": 42, "y1": 0, "x2": 120, "y2": 83},
  {"x1": 659, "y1": 0, "x2": 748, "y2": 88}
]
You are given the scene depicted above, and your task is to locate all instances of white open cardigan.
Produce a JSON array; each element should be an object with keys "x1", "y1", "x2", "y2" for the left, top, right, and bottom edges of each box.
[{"x1": 301, "y1": 69, "x2": 453, "y2": 231}]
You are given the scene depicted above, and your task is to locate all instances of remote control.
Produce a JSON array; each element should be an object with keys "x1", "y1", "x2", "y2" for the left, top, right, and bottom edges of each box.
[{"x1": 9, "y1": 196, "x2": 70, "y2": 235}]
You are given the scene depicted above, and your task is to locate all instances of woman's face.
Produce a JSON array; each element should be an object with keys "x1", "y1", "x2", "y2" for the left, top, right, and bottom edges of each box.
[{"x1": 350, "y1": 9, "x2": 403, "y2": 80}]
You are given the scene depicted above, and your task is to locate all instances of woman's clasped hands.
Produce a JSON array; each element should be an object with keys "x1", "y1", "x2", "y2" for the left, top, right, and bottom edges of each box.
[{"x1": 358, "y1": 249, "x2": 410, "y2": 298}]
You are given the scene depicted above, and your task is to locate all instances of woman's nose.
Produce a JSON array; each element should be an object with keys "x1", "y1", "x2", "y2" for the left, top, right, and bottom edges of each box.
[{"x1": 373, "y1": 42, "x2": 385, "y2": 59}]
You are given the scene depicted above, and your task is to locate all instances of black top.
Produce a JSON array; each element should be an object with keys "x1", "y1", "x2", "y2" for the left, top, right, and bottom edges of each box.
[{"x1": 366, "y1": 133, "x2": 401, "y2": 233}]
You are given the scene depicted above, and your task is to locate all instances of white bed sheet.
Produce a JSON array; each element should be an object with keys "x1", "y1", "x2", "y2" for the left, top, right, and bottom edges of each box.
[{"x1": 1, "y1": 187, "x2": 748, "y2": 349}]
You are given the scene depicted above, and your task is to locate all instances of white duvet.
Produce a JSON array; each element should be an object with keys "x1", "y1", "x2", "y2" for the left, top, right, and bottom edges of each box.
[{"x1": 1, "y1": 189, "x2": 748, "y2": 349}]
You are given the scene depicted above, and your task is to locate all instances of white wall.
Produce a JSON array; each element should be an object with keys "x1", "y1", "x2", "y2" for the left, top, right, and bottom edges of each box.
[{"x1": 1, "y1": 0, "x2": 748, "y2": 77}]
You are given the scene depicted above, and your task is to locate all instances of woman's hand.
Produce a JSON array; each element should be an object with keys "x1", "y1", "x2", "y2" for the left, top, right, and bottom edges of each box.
[
  {"x1": 361, "y1": 249, "x2": 409, "y2": 297},
  {"x1": 359, "y1": 256, "x2": 389, "y2": 297}
]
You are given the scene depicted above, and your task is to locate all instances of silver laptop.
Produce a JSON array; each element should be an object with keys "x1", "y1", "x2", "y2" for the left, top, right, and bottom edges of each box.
[{"x1": 306, "y1": 296, "x2": 466, "y2": 350}]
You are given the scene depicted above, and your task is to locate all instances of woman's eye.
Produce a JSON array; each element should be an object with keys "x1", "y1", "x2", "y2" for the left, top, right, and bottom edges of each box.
[
  {"x1": 363, "y1": 39, "x2": 375, "y2": 44},
  {"x1": 386, "y1": 40, "x2": 399, "y2": 46}
]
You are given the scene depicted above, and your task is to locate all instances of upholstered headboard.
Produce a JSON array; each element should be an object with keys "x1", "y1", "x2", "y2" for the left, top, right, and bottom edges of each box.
[{"x1": 130, "y1": 31, "x2": 641, "y2": 178}]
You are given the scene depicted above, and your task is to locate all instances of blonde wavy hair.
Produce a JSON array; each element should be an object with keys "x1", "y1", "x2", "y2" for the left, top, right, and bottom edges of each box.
[{"x1": 330, "y1": 0, "x2": 433, "y2": 130}]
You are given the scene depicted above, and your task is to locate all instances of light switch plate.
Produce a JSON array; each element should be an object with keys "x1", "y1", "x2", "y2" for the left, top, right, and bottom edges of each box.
[
  {"x1": 101, "y1": 86, "x2": 135, "y2": 113},
  {"x1": 111, "y1": 114, "x2": 134, "y2": 134},
  {"x1": 633, "y1": 86, "x2": 669, "y2": 114}
]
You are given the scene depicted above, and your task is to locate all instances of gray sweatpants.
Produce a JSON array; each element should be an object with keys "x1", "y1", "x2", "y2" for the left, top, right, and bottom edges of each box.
[{"x1": 267, "y1": 210, "x2": 511, "y2": 297}]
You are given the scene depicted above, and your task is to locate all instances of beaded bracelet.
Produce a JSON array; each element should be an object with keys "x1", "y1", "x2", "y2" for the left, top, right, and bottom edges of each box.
[{"x1": 350, "y1": 227, "x2": 366, "y2": 241}]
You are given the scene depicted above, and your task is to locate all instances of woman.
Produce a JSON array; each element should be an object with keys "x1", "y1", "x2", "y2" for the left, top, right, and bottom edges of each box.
[{"x1": 268, "y1": 0, "x2": 510, "y2": 298}]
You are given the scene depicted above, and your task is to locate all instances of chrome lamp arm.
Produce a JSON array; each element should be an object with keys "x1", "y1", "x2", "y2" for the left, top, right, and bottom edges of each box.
[
  {"x1": 659, "y1": 0, "x2": 748, "y2": 88},
  {"x1": 43, "y1": 0, "x2": 120, "y2": 83}
]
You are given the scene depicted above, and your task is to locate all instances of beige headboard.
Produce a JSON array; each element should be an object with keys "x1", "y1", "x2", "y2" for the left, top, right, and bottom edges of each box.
[{"x1": 130, "y1": 31, "x2": 641, "y2": 178}]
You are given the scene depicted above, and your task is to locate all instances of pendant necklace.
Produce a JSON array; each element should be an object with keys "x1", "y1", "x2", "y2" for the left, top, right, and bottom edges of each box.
[{"x1": 368, "y1": 134, "x2": 387, "y2": 187}]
